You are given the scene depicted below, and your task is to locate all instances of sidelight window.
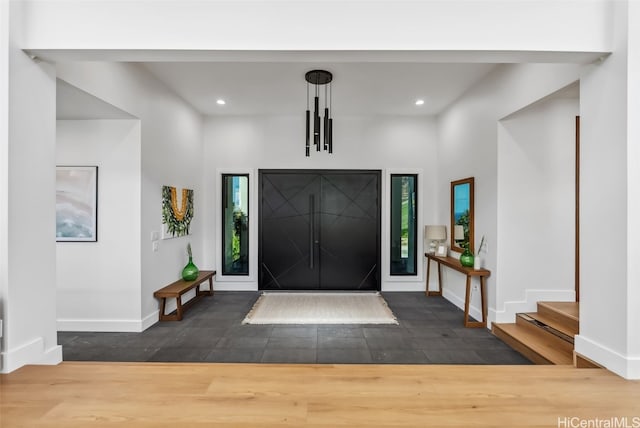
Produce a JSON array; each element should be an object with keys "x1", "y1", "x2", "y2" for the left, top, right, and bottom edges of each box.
[
  {"x1": 222, "y1": 174, "x2": 249, "y2": 275},
  {"x1": 390, "y1": 174, "x2": 417, "y2": 275}
]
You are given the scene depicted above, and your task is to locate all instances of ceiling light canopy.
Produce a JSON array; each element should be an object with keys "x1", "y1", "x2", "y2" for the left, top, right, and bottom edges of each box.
[
  {"x1": 415, "y1": 99, "x2": 425, "y2": 106},
  {"x1": 305, "y1": 70, "x2": 333, "y2": 157},
  {"x1": 216, "y1": 99, "x2": 226, "y2": 105}
]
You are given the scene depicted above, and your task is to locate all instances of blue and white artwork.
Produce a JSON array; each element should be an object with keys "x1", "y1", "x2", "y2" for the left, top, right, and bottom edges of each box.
[{"x1": 56, "y1": 166, "x2": 98, "y2": 242}]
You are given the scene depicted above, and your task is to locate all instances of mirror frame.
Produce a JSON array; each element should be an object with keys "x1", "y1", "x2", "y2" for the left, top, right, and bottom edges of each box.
[{"x1": 450, "y1": 177, "x2": 474, "y2": 254}]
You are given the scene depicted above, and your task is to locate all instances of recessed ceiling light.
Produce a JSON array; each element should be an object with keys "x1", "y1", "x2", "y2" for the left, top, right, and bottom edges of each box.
[
  {"x1": 216, "y1": 99, "x2": 226, "y2": 105},
  {"x1": 415, "y1": 99, "x2": 425, "y2": 106}
]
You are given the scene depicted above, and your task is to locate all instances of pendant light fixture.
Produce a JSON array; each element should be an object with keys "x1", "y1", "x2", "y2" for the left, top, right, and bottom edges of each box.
[{"x1": 305, "y1": 70, "x2": 333, "y2": 157}]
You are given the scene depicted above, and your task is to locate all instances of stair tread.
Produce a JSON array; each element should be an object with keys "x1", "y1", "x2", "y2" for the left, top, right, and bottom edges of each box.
[
  {"x1": 538, "y1": 301, "x2": 579, "y2": 322},
  {"x1": 521, "y1": 312, "x2": 578, "y2": 338},
  {"x1": 493, "y1": 322, "x2": 573, "y2": 365}
]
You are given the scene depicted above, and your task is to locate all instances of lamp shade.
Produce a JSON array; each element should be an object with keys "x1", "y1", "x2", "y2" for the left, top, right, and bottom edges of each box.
[
  {"x1": 454, "y1": 225, "x2": 465, "y2": 240},
  {"x1": 425, "y1": 225, "x2": 446, "y2": 241}
]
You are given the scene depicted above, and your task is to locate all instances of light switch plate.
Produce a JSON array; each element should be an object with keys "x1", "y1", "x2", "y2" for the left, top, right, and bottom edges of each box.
[
  {"x1": 151, "y1": 231, "x2": 160, "y2": 241},
  {"x1": 152, "y1": 242, "x2": 159, "y2": 252}
]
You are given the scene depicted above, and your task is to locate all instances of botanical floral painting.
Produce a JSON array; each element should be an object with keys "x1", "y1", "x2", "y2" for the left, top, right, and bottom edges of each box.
[
  {"x1": 161, "y1": 185, "x2": 194, "y2": 239},
  {"x1": 56, "y1": 166, "x2": 98, "y2": 242}
]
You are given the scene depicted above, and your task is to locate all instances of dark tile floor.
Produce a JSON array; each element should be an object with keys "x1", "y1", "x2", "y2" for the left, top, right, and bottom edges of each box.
[{"x1": 58, "y1": 292, "x2": 531, "y2": 365}]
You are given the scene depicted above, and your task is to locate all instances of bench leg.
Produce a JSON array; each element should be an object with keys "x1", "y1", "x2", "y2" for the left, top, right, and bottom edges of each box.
[
  {"x1": 158, "y1": 297, "x2": 183, "y2": 322},
  {"x1": 158, "y1": 298, "x2": 168, "y2": 321},
  {"x1": 195, "y1": 277, "x2": 214, "y2": 297},
  {"x1": 176, "y1": 295, "x2": 184, "y2": 321}
]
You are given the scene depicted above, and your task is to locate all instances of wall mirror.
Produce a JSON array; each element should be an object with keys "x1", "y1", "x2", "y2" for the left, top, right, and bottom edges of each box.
[{"x1": 450, "y1": 177, "x2": 474, "y2": 253}]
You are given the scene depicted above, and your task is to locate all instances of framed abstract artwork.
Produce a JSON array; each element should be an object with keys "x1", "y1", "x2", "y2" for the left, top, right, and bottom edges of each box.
[
  {"x1": 56, "y1": 166, "x2": 98, "y2": 242},
  {"x1": 161, "y1": 185, "x2": 194, "y2": 239}
]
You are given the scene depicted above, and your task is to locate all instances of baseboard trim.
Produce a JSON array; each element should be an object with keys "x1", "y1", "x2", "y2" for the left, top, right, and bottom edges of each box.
[
  {"x1": 574, "y1": 335, "x2": 640, "y2": 380},
  {"x1": 57, "y1": 317, "x2": 150, "y2": 333},
  {"x1": 141, "y1": 311, "x2": 159, "y2": 331},
  {"x1": 1, "y1": 337, "x2": 62, "y2": 373},
  {"x1": 213, "y1": 282, "x2": 258, "y2": 291},
  {"x1": 490, "y1": 289, "x2": 576, "y2": 324},
  {"x1": 382, "y1": 282, "x2": 425, "y2": 292},
  {"x1": 212, "y1": 283, "x2": 426, "y2": 292}
]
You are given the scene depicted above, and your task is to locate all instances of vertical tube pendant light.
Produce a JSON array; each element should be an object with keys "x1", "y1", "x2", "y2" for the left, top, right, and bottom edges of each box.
[
  {"x1": 328, "y1": 82, "x2": 333, "y2": 153},
  {"x1": 314, "y1": 91, "x2": 320, "y2": 150},
  {"x1": 304, "y1": 70, "x2": 333, "y2": 157},
  {"x1": 323, "y1": 84, "x2": 329, "y2": 151},
  {"x1": 305, "y1": 82, "x2": 310, "y2": 157},
  {"x1": 328, "y1": 118, "x2": 333, "y2": 153}
]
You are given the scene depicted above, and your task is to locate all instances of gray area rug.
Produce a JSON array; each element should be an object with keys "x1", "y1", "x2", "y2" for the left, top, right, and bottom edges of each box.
[{"x1": 243, "y1": 292, "x2": 398, "y2": 325}]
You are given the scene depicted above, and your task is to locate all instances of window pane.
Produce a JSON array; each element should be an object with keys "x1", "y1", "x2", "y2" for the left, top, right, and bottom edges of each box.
[
  {"x1": 390, "y1": 175, "x2": 417, "y2": 275},
  {"x1": 222, "y1": 175, "x2": 249, "y2": 275}
]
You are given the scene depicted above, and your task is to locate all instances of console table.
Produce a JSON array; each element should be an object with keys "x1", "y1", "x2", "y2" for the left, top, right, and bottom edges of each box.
[{"x1": 425, "y1": 253, "x2": 491, "y2": 328}]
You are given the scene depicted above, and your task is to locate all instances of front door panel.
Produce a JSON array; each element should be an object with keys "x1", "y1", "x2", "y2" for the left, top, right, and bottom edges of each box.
[
  {"x1": 260, "y1": 170, "x2": 380, "y2": 291},
  {"x1": 318, "y1": 173, "x2": 379, "y2": 290}
]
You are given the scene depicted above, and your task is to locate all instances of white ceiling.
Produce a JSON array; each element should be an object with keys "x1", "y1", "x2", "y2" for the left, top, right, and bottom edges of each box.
[
  {"x1": 50, "y1": 47, "x2": 597, "y2": 119},
  {"x1": 141, "y1": 62, "x2": 498, "y2": 116}
]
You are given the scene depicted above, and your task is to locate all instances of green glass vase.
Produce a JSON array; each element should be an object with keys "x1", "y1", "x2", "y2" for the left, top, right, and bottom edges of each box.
[
  {"x1": 459, "y1": 248, "x2": 475, "y2": 267},
  {"x1": 181, "y1": 256, "x2": 199, "y2": 281}
]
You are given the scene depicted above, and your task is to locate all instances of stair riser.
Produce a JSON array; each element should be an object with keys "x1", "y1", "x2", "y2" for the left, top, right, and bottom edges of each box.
[
  {"x1": 537, "y1": 304, "x2": 579, "y2": 334},
  {"x1": 491, "y1": 324, "x2": 554, "y2": 365},
  {"x1": 515, "y1": 315, "x2": 574, "y2": 354},
  {"x1": 524, "y1": 312, "x2": 577, "y2": 339},
  {"x1": 574, "y1": 352, "x2": 603, "y2": 369}
]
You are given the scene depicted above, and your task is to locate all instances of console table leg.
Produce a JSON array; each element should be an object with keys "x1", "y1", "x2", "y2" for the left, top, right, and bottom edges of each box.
[
  {"x1": 425, "y1": 258, "x2": 431, "y2": 296},
  {"x1": 480, "y1": 277, "x2": 487, "y2": 326},
  {"x1": 464, "y1": 276, "x2": 471, "y2": 327}
]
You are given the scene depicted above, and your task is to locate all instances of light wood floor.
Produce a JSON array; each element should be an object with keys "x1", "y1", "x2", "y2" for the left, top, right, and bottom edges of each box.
[{"x1": 2, "y1": 363, "x2": 639, "y2": 427}]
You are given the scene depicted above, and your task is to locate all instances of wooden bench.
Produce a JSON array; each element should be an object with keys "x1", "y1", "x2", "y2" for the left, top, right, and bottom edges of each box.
[{"x1": 153, "y1": 270, "x2": 216, "y2": 321}]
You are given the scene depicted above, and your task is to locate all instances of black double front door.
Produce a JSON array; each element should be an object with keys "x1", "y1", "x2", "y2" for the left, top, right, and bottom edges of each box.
[{"x1": 259, "y1": 170, "x2": 380, "y2": 291}]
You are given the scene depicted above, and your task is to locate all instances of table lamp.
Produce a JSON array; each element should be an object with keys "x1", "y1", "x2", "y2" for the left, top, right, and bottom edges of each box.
[{"x1": 425, "y1": 225, "x2": 446, "y2": 254}]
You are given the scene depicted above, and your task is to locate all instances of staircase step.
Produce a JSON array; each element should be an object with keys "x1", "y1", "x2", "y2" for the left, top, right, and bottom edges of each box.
[
  {"x1": 537, "y1": 301, "x2": 579, "y2": 334},
  {"x1": 492, "y1": 322, "x2": 574, "y2": 365},
  {"x1": 520, "y1": 312, "x2": 576, "y2": 342},
  {"x1": 516, "y1": 314, "x2": 574, "y2": 351}
]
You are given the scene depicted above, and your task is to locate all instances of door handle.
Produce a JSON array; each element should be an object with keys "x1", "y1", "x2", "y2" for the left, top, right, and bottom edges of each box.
[{"x1": 309, "y1": 194, "x2": 315, "y2": 269}]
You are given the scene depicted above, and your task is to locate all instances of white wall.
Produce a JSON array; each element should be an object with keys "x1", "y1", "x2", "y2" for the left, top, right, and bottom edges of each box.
[
  {"x1": 437, "y1": 63, "x2": 582, "y2": 324},
  {"x1": 203, "y1": 115, "x2": 438, "y2": 291},
  {"x1": 496, "y1": 96, "x2": 578, "y2": 320},
  {"x1": 22, "y1": 1, "x2": 611, "y2": 55},
  {"x1": 56, "y1": 120, "x2": 142, "y2": 332},
  {"x1": 0, "y1": 0, "x2": 61, "y2": 372},
  {"x1": 56, "y1": 63, "x2": 204, "y2": 328},
  {"x1": 627, "y1": 0, "x2": 640, "y2": 370},
  {"x1": 576, "y1": 0, "x2": 640, "y2": 379},
  {"x1": 0, "y1": 0, "x2": 9, "y2": 345}
]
